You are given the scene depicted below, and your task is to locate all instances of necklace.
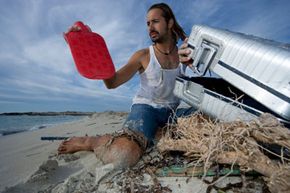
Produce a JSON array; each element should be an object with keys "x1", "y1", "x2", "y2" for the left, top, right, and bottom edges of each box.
[{"x1": 154, "y1": 44, "x2": 176, "y2": 55}]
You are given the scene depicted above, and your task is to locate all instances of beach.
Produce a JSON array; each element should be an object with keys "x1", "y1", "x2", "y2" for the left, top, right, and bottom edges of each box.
[
  {"x1": 0, "y1": 111, "x2": 263, "y2": 193},
  {"x1": 0, "y1": 111, "x2": 128, "y2": 192}
]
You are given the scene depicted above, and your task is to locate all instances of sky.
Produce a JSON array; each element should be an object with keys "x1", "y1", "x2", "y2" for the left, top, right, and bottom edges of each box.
[{"x1": 0, "y1": 0, "x2": 289, "y2": 113}]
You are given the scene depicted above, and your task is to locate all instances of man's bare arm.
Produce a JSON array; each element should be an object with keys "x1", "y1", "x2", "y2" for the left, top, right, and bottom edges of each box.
[{"x1": 103, "y1": 49, "x2": 147, "y2": 89}]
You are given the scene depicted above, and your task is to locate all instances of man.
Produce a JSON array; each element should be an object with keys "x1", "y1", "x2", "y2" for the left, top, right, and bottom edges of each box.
[{"x1": 58, "y1": 3, "x2": 193, "y2": 169}]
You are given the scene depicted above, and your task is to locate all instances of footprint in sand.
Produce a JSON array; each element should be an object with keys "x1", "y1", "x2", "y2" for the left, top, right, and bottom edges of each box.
[
  {"x1": 28, "y1": 159, "x2": 58, "y2": 182},
  {"x1": 57, "y1": 154, "x2": 80, "y2": 162}
]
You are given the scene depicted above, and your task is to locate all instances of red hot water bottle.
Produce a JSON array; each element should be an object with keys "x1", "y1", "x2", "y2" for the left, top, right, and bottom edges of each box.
[{"x1": 64, "y1": 21, "x2": 115, "y2": 79}]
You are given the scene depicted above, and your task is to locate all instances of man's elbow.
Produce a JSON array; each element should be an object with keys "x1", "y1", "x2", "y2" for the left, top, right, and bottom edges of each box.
[
  {"x1": 106, "y1": 84, "x2": 116, "y2": 89},
  {"x1": 103, "y1": 74, "x2": 117, "y2": 89},
  {"x1": 104, "y1": 82, "x2": 117, "y2": 89}
]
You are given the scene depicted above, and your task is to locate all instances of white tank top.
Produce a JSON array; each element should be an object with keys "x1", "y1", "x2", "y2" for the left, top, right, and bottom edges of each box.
[{"x1": 132, "y1": 45, "x2": 186, "y2": 109}]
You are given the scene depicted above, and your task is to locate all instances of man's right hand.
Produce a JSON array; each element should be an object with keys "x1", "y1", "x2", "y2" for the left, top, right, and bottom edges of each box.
[
  {"x1": 64, "y1": 23, "x2": 92, "y2": 43},
  {"x1": 63, "y1": 24, "x2": 81, "y2": 44},
  {"x1": 65, "y1": 25, "x2": 81, "y2": 34},
  {"x1": 178, "y1": 38, "x2": 193, "y2": 67}
]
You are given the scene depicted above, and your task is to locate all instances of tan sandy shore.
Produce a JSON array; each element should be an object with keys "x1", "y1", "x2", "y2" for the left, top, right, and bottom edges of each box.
[
  {"x1": 0, "y1": 112, "x2": 127, "y2": 192},
  {"x1": 0, "y1": 111, "x2": 250, "y2": 193}
]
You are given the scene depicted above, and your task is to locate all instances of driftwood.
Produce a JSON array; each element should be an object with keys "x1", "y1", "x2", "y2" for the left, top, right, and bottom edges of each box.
[{"x1": 157, "y1": 113, "x2": 290, "y2": 193}]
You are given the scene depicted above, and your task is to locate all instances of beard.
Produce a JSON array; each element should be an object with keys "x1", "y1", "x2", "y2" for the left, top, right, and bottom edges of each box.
[
  {"x1": 149, "y1": 30, "x2": 161, "y2": 43},
  {"x1": 149, "y1": 28, "x2": 170, "y2": 43},
  {"x1": 151, "y1": 37, "x2": 159, "y2": 43}
]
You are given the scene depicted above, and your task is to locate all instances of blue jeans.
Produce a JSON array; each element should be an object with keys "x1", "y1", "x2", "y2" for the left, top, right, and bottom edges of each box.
[{"x1": 123, "y1": 104, "x2": 196, "y2": 145}]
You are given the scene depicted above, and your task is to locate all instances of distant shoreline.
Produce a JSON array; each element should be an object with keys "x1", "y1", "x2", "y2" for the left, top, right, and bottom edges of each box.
[{"x1": 0, "y1": 111, "x2": 95, "y2": 116}]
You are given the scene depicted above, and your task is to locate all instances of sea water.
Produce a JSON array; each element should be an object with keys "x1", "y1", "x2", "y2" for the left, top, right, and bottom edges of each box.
[{"x1": 0, "y1": 115, "x2": 87, "y2": 136}]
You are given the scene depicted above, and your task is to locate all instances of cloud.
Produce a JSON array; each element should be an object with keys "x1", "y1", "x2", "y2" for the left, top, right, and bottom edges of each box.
[
  {"x1": 0, "y1": 0, "x2": 289, "y2": 112},
  {"x1": 234, "y1": 2, "x2": 290, "y2": 42},
  {"x1": 0, "y1": 0, "x2": 144, "y2": 112},
  {"x1": 23, "y1": 36, "x2": 73, "y2": 75},
  {"x1": 183, "y1": 0, "x2": 223, "y2": 24}
]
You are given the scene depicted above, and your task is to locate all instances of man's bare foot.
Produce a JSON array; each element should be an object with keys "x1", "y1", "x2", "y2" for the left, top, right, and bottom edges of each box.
[
  {"x1": 58, "y1": 136, "x2": 99, "y2": 154},
  {"x1": 57, "y1": 134, "x2": 143, "y2": 169}
]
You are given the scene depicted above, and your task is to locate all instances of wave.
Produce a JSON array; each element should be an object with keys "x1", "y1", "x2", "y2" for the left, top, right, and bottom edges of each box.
[
  {"x1": 0, "y1": 123, "x2": 60, "y2": 137},
  {"x1": 0, "y1": 115, "x2": 86, "y2": 137},
  {"x1": 0, "y1": 129, "x2": 26, "y2": 136},
  {"x1": 29, "y1": 124, "x2": 52, "y2": 131}
]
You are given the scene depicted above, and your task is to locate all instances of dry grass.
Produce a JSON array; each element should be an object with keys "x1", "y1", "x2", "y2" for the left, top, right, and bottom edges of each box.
[{"x1": 157, "y1": 113, "x2": 290, "y2": 193}]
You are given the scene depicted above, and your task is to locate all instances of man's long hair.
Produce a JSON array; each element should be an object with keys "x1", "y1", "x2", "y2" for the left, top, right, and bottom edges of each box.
[{"x1": 148, "y1": 3, "x2": 186, "y2": 43}]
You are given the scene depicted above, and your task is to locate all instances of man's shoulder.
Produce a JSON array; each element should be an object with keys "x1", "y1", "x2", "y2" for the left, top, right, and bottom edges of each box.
[
  {"x1": 129, "y1": 47, "x2": 150, "y2": 67},
  {"x1": 135, "y1": 47, "x2": 149, "y2": 56}
]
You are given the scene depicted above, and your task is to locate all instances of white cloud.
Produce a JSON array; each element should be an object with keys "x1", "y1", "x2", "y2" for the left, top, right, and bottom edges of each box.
[
  {"x1": 23, "y1": 35, "x2": 73, "y2": 75},
  {"x1": 0, "y1": 0, "x2": 142, "y2": 112},
  {"x1": 235, "y1": 4, "x2": 290, "y2": 42},
  {"x1": 184, "y1": 0, "x2": 222, "y2": 24},
  {"x1": 0, "y1": 0, "x2": 289, "y2": 112}
]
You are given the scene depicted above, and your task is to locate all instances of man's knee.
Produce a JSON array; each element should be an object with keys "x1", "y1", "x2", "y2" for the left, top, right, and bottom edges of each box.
[{"x1": 94, "y1": 136, "x2": 143, "y2": 168}]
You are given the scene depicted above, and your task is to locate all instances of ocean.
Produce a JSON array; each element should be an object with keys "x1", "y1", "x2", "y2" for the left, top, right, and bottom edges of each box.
[{"x1": 0, "y1": 115, "x2": 87, "y2": 136}]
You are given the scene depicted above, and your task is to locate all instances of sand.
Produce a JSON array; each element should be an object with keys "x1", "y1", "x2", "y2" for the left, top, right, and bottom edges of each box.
[
  {"x1": 0, "y1": 111, "x2": 261, "y2": 193},
  {"x1": 0, "y1": 112, "x2": 126, "y2": 192}
]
